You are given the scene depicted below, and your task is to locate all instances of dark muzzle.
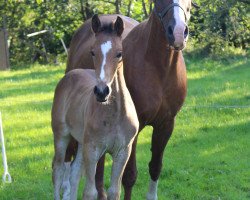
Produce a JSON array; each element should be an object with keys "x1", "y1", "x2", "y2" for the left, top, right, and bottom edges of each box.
[{"x1": 94, "y1": 85, "x2": 110, "y2": 102}]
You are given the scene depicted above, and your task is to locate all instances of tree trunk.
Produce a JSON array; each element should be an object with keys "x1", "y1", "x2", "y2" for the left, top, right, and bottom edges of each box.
[
  {"x1": 142, "y1": 0, "x2": 148, "y2": 18},
  {"x1": 79, "y1": 0, "x2": 86, "y2": 21},
  {"x1": 149, "y1": 2, "x2": 153, "y2": 14},
  {"x1": 115, "y1": 0, "x2": 120, "y2": 14},
  {"x1": 85, "y1": 0, "x2": 94, "y2": 20},
  {"x1": 127, "y1": 0, "x2": 132, "y2": 17}
]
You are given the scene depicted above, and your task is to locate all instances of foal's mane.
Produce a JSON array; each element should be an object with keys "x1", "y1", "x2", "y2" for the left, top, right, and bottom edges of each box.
[{"x1": 97, "y1": 22, "x2": 117, "y2": 35}]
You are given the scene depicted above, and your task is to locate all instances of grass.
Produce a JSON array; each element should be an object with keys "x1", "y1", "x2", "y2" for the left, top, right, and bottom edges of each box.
[{"x1": 0, "y1": 55, "x2": 249, "y2": 200}]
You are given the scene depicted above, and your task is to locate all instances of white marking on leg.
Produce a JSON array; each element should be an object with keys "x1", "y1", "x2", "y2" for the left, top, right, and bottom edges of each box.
[
  {"x1": 70, "y1": 144, "x2": 83, "y2": 200},
  {"x1": 146, "y1": 179, "x2": 158, "y2": 200},
  {"x1": 62, "y1": 162, "x2": 71, "y2": 200},
  {"x1": 100, "y1": 41, "x2": 112, "y2": 80}
]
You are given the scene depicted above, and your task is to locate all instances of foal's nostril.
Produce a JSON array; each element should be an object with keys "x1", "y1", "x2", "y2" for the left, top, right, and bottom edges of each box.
[
  {"x1": 103, "y1": 86, "x2": 110, "y2": 96},
  {"x1": 184, "y1": 26, "x2": 189, "y2": 39},
  {"x1": 94, "y1": 86, "x2": 98, "y2": 95}
]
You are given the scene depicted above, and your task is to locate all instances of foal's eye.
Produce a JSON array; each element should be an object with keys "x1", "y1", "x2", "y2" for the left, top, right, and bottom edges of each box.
[
  {"x1": 116, "y1": 52, "x2": 122, "y2": 59},
  {"x1": 90, "y1": 50, "x2": 95, "y2": 56}
]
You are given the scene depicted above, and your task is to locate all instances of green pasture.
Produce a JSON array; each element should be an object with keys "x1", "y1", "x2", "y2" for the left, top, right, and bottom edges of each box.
[{"x1": 0, "y1": 56, "x2": 249, "y2": 199}]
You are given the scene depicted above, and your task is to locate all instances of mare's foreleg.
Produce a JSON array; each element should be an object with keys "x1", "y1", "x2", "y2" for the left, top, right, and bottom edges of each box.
[
  {"x1": 52, "y1": 130, "x2": 71, "y2": 200},
  {"x1": 108, "y1": 147, "x2": 132, "y2": 200},
  {"x1": 122, "y1": 136, "x2": 138, "y2": 200},
  {"x1": 146, "y1": 119, "x2": 175, "y2": 200},
  {"x1": 70, "y1": 144, "x2": 83, "y2": 200}
]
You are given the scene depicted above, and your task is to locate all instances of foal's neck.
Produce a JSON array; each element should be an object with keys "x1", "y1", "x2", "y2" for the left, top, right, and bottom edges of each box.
[{"x1": 111, "y1": 64, "x2": 129, "y2": 113}]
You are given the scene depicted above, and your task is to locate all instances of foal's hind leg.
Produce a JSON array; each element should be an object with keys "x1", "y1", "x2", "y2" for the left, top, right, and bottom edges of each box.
[
  {"x1": 70, "y1": 144, "x2": 83, "y2": 200},
  {"x1": 146, "y1": 119, "x2": 174, "y2": 200},
  {"x1": 108, "y1": 147, "x2": 132, "y2": 200},
  {"x1": 52, "y1": 131, "x2": 71, "y2": 200}
]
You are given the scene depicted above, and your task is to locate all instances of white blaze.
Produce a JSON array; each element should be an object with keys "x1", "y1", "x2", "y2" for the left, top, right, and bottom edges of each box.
[
  {"x1": 100, "y1": 41, "x2": 112, "y2": 80},
  {"x1": 173, "y1": 0, "x2": 186, "y2": 24},
  {"x1": 173, "y1": 0, "x2": 186, "y2": 47}
]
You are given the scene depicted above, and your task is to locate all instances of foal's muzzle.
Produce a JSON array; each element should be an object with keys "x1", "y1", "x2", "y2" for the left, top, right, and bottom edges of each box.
[{"x1": 94, "y1": 85, "x2": 110, "y2": 102}]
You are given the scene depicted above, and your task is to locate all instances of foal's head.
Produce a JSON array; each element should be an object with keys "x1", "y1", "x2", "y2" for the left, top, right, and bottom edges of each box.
[
  {"x1": 91, "y1": 15, "x2": 124, "y2": 103},
  {"x1": 153, "y1": 0, "x2": 198, "y2": 50}
]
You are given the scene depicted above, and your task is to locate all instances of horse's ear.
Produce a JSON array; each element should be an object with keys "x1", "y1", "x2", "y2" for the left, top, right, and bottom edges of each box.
[
  {"x1": 92, "y1": 14, "x2": 101, "y2": 33},
  {"x1": 192, "y1": 1, "x2": 200, "y2": 9},
  {"x1": 114, "y1": 16, "x2": 124, "y2": 37}
]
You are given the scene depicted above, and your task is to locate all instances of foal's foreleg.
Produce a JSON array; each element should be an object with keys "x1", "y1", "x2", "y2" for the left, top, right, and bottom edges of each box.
[
  {"x1": 108, "y1": 147, "x2": 132, "y2": 200},
  {"x1": 83, "y1": 143, "x2": 101, "y2": 200},
  {"x1": 52, "y1": 134, "x2": 71, "y2": 200},
  {"x1": 146, "y1": 119, "x2": 175, "y2": 200},
  {"x1": 69, "y1": 144, "x2": 83, "y2": 200}
]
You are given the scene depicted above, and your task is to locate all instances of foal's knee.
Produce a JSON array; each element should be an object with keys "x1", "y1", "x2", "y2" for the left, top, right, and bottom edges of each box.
[
  {"x1": 107, "y1": 188, "x2": 119, "y2": 200},
  {"x1": 83, "y1": 188, "x2": 98, "y2": 200}
]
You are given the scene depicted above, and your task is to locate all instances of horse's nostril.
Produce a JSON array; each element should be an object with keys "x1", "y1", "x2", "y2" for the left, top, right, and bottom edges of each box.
[
  {"x1": 168, "y1": 26, "x2": 173, "y2": 36},
  {"x1": 184, "y1": 26, "x2": 189, "y2": 38}
]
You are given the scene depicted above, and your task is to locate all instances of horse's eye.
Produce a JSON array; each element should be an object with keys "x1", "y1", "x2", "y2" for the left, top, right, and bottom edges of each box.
[
  {"x1": 90, "y1": 51, "x2": 95, "y2": 56},
  {"x1": 116, "y1": 52, "x2": 122, "y2": 58}
]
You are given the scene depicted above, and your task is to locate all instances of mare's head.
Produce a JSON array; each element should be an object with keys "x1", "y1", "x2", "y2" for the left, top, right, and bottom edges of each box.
[
  {"x1": 153, "y1": 0, "x2": 198, "y2": 50},
  {"x1": 91, "y1": 15, "x2": 124, "y2": 103}
]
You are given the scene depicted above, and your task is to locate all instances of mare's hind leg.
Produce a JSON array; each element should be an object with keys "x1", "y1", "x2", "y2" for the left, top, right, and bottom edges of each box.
[
  {"x1": 146, "y1": 119, "x2": 174, "y2": 200},
  {"x1": 108, "y1": 147, "x2": 132, "y2": 200},
  {"x1": 70, "y1": 144, "x2": 83, "y2": 200},
  {"x1": 52, "y1": 129, "x2": 71, "y2": 200},
  {"x1": 122, "y1": 136, "x2": 138, "y2": 200},
  {"x1": 96, "y1": 154, "x2": 107, "y2": 200}
]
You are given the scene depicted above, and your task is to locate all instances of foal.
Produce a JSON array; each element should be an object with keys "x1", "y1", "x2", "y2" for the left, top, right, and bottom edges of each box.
[{"x1": 52, "y1": 15, "x2": 139, "y2": 200}]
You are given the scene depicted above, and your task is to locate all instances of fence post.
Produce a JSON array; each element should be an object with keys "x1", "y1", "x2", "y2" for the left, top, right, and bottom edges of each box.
[
  {"x1": 0, "y1": 9, "x2": 10, "y2": 70},
  {"x1": 0, "y1": 112, "x2": 12, "y2": 183}
]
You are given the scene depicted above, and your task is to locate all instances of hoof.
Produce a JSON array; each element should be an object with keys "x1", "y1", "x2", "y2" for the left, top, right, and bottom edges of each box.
[{"x1": 146, "y1": 193, "x2": 158, "y2": 200}]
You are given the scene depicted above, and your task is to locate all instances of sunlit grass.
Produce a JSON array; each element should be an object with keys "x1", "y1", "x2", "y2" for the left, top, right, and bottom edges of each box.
[{"x1": 0, "y1": 56, "x2": 249, "y2": 199}]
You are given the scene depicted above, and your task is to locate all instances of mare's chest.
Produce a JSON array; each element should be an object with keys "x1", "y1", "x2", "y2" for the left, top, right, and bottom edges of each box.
[{"x1": 124, "y1": 52, "x2": 187, "y2": 125}]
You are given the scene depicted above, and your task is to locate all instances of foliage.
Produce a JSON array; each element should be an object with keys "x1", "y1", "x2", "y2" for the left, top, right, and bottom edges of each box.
[
  {"x1": 189, "y1": 0, "x2": 249, "y2": 56},
  {"x1": 0, "y1": 57, "x2": 249, "y2": 199},
  {"x1": 0, "y1": 0, "x2": 249, "y2": 65}
]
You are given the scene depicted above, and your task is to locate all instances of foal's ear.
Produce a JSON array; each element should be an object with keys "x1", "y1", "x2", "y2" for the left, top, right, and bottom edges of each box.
[
  {"x1": 92, "y1": 14, "x2": 101, "y2": 34},
  {"x1": 114, "y1": 16, "x2": 124, "y2": 37}
]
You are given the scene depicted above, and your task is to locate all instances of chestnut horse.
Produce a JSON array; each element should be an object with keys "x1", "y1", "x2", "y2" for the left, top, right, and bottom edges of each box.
[
  {"x1": 52, "y1": 16, "x2": 138, "y2": 200},
  {"x1": 66, "y1": 1, "x2": 197, "y2": 199}
]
